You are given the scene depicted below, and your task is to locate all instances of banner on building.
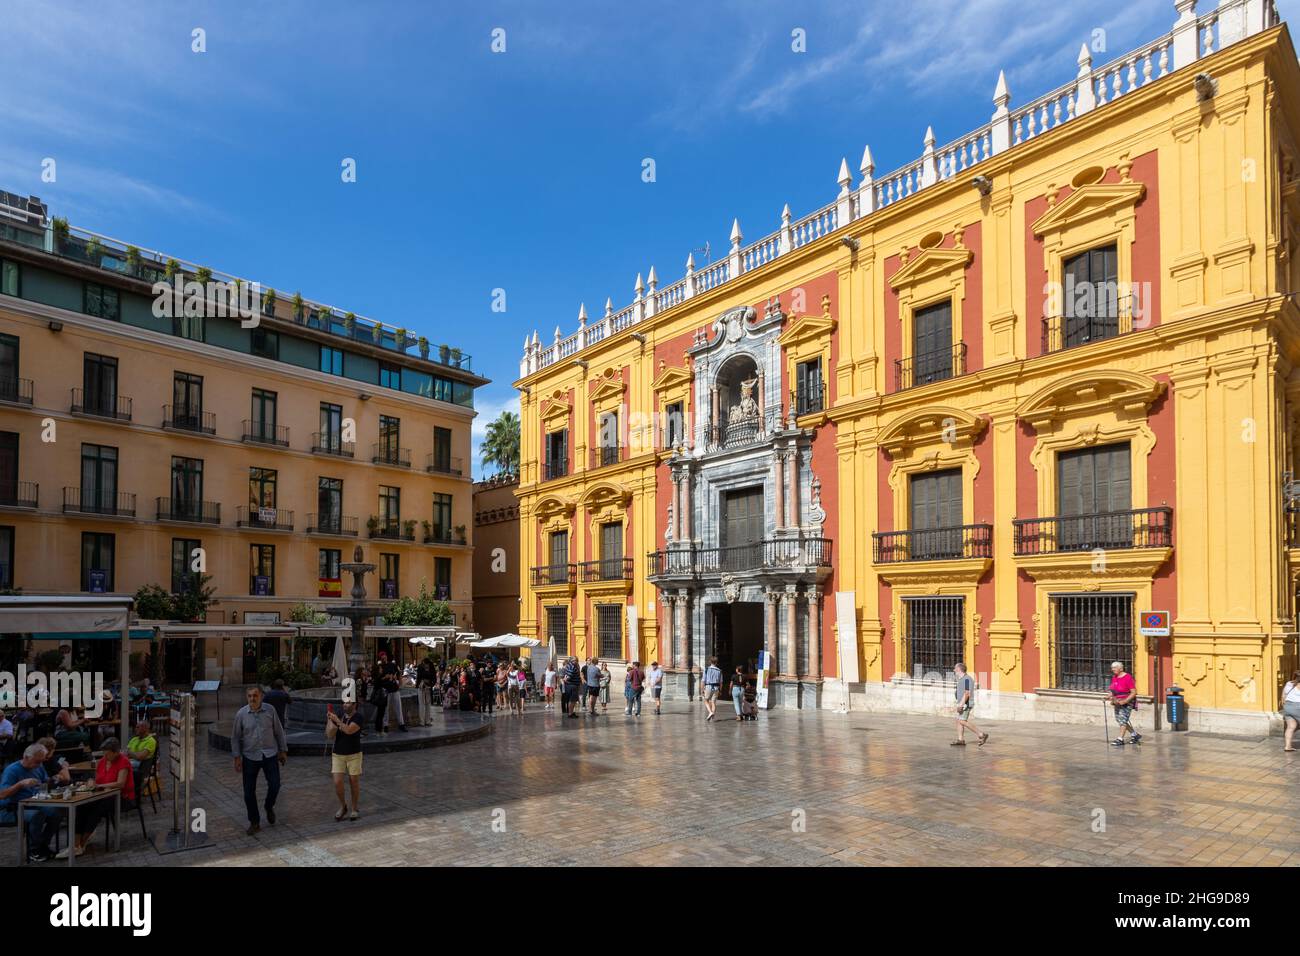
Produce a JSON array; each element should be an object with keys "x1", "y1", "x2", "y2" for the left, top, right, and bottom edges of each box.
[{"x1": 835, "y1": 590, "x2": 860, "y2": 684}]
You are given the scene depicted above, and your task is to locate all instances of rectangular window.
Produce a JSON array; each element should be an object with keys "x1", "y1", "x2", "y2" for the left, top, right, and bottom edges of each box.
[
  {"x1": 902, "y1": 596, "x2": 964, "y2": 679},
  {"x1": 432, "y1": 376, "x2": 453, "y2": 403},
  {"x1": 171, "y1": 538, "x2": 201, "y2": 594},
  {"x1": 545, "y1": 429, "x2": 568, "y2": 480},
  {"x1": 172, "y1": 372, "x2": 204, "y2": 429},
  {"x1": 795, "y1": 359, "x2": 824, "y2": 415},
  {"x1": 600, "y1": 522, "x2": 623, "y2": 579},
  {"x1": 320, "y1": 346, "x2": 343, "y2": 375},
  {"x1": 596, "y1": 604, "x2": 623, "y2": 659},
  {"x1": 432, "y1": 492, "x2": 452, "y2": 541},
  {"x1": 251, "y1": 327, "x2": 279, "y2": 360},
  {"x1": 598, "y1": 411, "x2": 619, "y2": 465},
  {"x1": 0, "y1": 525, "x2": 12, "y2": 589},
  {"x1": 1, "y1": 259, "x2": 19, "y2": 297},
  {"x1": 1062, "y1": 244, "x2": 1120, "y2": 347},
  {"x1": 249, "y1": 467, "x2": 277, "y2": 510},
  {"x1": 83, "y1": 283, "x2": 120, "y2": 321},
  {"x1": 549, "y1": 531, "x2": 569, "y2": 569},
  {"x1": 80, "y1": 443, "x2": 119, "y2": 514},
  {"x1": 379, "y1": 363, "x2": 400, "y2": 390},
  {"x1": 434, "y1": 557, "x2": 451, "y2": 600},
  {"x1": 663, "y1": 401, "x2": 684, "y2": 448},
  {"x1": 378, "y1": 485, "x2": 400, "y2": 530},
  {"x1": 317, "y1": 477, "x2": 343, "y2": 532},
  {"x1": 319, "y1": 402, "x2": 343, "y2": 452},
  {"x1": 379, "y1": 415, "x2": 401, "y2": 462},
  {"x1": 174, "y1": 311, "x2": 204, "y2": 343},
  {"x1": 81, "y1": 532, "x2": 116, "y2": 592},
  {"x1": 0, "y1": 431, "x2": 16, "y2": 502},
  {"x1": 546, "y1": 606, "x2": 568, "y2": 657},
  {"x1": 432, "y1": 426, "x2": 453, "y2": 472},
  {"x1": 721, "y1": 486, "x2": 764, "y2": 558},
  {"x1": 909, "y1": 468, "x2": 963, "y2": 560},
  {"x1": 171, "y1": 456, "x2": 204, "y2": 517},
  {"x1": 0, "y1": 333, "x2": 18, "y2": 401},
  {"x1": 1057, "y1": 442, "x2": 1132, "y2": 550},
  {"x1": 82, "y1": 353, "x2": 118, "y2": 416},
  {"x1": 318, "y1": 548, "x2": 342, "y2": 597},
  {"x1": 249, "y1": 544, "x2": 275, "y2": 596},
  {"x1": 1051, "y1": 593, "x2": 1134, "y2": 692},
  {"x1": 912, "y1": 300, "x2": 954, "y2": 386},
  {"x1": 380, "y1": 553, "x2": 399, "y2": 598}
]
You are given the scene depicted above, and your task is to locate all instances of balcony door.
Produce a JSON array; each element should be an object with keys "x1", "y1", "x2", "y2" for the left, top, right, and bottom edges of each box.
[
  {"x1": 84, "y1": 353, "x2": 118, "y2": 415},
  {"x1": 913, "y1": 301, "x2": 953, "y2": 386},
  {"x1": 251, "y1": 388, "x2": 277, "y2": 440},
  {"x1": 910, "y1": 468, "x2": 962, "y2": 559},
  {"x1": 1063, "y1": 245, "x2": 1119, "y2": 347},
  {"x1": 0, "y1": 431, "x2": 17, "y2": 502},
  {"x1": 1057, "y1": 443, "x2": 1131, "y2": 550},
  {"x1": 600, "y1": 522, "x2": 623, "y2": 579},
  {"x1": 318, "y1": 477, "x2": 342, "y2": 532},
  {"x1": 172, "y1": 457, "x2": 204, "y2": 517},
  {"x1": 0, "y1": 333, "x2": 18, "y2": 400},
  {"x1": 173, "y1": 372, "x2": 203, "y2": 428},
  {"x1": 81, "y1": 444, "x2": 119, "y2": 513},
  {"x1": 721, "y1": 486, "x2": 764, "y2": 570}
]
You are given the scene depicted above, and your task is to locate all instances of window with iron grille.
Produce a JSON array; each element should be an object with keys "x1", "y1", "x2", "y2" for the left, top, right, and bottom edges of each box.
[
  {"x1": 545, "y1": 429, "x2": 568, "y2": 479},
  {"x1": 600, "y1": 522, "x2": 623, "y2": 578},
  {"x1": 1051, "y1": 593, "x2": 1134, "y2": 692},
  {"x1": 549, "y1": 531, "x2": 569, "y2": 568},
  {"x1": 902, "y1": 596, "x2": 964, "y2": 679},
  {"x1": 547, "y1": 606, "x2": 568, "y2": 656},
  {"x1": 909, "y1": 468, "x2": 962, "y2": 559},
  {"x1": 1057, "y1": 442, "x2": 1131, "y2": 550},
  {"x1": 596, "y1": 604, "x2": 623, "y2": 659},
  {"x1": 598, "y1": 411, "x2": 619, "y2": 465}
]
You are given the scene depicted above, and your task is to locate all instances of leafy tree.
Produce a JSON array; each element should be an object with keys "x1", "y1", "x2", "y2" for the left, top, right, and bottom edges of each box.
[
  {"x1": 288, "y1": 601, "x2": 329, "y2": 624},
  {"x1": 479, "y1": 409, "x2": 520, "y2": 475},
  {"x1": 133, "y1": 584, "x2": 174, "y2": 620},
  {"x1": 171, "y1": 573, "x2": 215, "y2": 623},
  {"x1": 383, "y1": 581, "x2": 453, "y2": 626}
]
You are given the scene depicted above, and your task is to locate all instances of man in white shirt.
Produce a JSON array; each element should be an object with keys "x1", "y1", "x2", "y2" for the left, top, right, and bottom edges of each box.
[
  {"x1": 647, "y1": 661, "x2": 664, "y2": 715},
  {"x1": 542, "y1": 665, "x2": 556, "y2": 710},
  {"x1": 701, "y1": 657, "x2": 723, "y2": 721}
]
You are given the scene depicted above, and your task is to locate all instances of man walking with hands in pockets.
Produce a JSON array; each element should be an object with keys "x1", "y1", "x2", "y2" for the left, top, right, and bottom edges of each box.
[{"x1": 231, "y1": 685, "x2": 288, "y2": 835}]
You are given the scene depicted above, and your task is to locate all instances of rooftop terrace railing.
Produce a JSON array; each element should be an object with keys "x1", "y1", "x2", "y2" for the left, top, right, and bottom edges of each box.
[{"x1": 520, "y1": 0, "x2": 1279, "y2": 377}]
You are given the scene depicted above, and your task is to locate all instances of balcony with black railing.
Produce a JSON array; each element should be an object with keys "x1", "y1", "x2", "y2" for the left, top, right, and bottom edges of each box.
[
  {"x1": 590, "y1": 444, "x2": 624, "y2": 469},
  {"x1": 0, "y1": 480, "x2": 38, "y2": 509},
  {"x1": 648, "y1": 537, "x2": 832, "y2": 576},
  {"x1": 311, "y1": 432, "x2": 355, "y2": 458},
  {"x1": 368, "y1": 517, "x2": 415, "y2": 541},
  {"x1": 705, "y1": 406, "x2": 784, "y2": 450},
  {"x1": 1041, "y1": 295, "x2": 1134, "y2": 355},
  {"x1": 71, "y1": 388, "x2": 132, "y2": 421},
  {"x1": 236, "y1": 506, "x2": 294, "y2": 531},
  {"x1": 579, "y1": 557, "x2": 633, "y2": 582},
  {"x1": 242, "y1": 420, "x2": 290, "y2": 447},
  {"x1": 372, "y1": 444, "x2": 411, "y2": 468},
  {"x1": 62, "y1": 487, "x2": 136, "y2": 518},
  {"x1": 543, "y1": 459, "x2": 569, "y2": 481},
  {"x1": 423, "y1": 527, "x2": 467, "y2": 545},
  {"x1": 1012, "y1": 506, "x2": 1172, "y2": 555},
  {"x1": 894, "y1": 342, "x2": 967, "y2": 391},
  {"x1": 530, "y1": 563, "x2": 576, "y2": 587},
  {"x1": 307, "y1": 513, "x2": 358, "y2": 536},
  {"x1": 873, "y1": 523, "x2": 992, "y2": 563},
  {"x1": 162, "y1": 405, "x2": 216, "y2": 435},
  {"x1": 156, "y1": 497, "x2": 221, "y2": 524},
  {"x1": 426, "y1": 454, "x2": 464, "y2": 477},
  {"x1": 795, "y1": 382, "x2": 825, "y2": 417},
  {"x1": 0, "y1": 376, "x2": 33, "y2": 406}
]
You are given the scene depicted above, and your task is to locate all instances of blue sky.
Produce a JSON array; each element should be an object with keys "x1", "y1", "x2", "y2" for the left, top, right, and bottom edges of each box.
[{"x1": 2, "y1": 0, "x2": 1285, "y2": 475}]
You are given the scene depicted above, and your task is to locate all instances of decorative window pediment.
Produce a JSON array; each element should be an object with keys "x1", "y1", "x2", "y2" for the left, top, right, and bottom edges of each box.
[
  {"x1": 879, "y1": 405, "x2": 986, "y2": 457},
  {"x1": 651, "y1": 363, "x2": 692, "y2": 393},
  {"x1": 1031, "y1": 181, "x2": 1146, "y2": 239},
  {"x1": 778, "y1": 296, "x2": 836, "y2": 350},
  {"x1": 888, "y1": 245, "x2": 973, "y2": 293},
  {"x1": 579, "y1": 480, "x2": 632, "y2": 512},
  {"x1": 541, "y1": 391, "x2": 572, "y2": 425},
  {"x1": 534, "y1": 493, "x2": 576, "y2": 522},
  {"x1": 589, "y1": 372, "x2": 626, "y2": 408},
  {"x1": 1017, "y1": 369, "x2": 1165, "y2": 429}
]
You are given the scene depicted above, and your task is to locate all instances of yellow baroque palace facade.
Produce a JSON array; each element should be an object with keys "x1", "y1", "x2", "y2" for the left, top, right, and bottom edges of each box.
[{"x1": 516, "y1": 3, "x2": 1300, "y2": 733}]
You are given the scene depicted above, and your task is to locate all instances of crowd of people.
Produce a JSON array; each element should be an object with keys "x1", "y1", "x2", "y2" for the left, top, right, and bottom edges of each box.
[{"x1": 353, "y1": 653, "x2": 536, "y2": 730}]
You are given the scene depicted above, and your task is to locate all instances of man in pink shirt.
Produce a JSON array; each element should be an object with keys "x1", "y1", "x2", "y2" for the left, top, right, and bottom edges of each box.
[{"x1": 1106, "y1": 661, "x2": 1142, "y2": 746}]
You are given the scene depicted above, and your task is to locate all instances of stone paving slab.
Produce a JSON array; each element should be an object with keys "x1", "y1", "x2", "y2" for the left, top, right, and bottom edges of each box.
[{"x1": 4, "y1": 703, "x2": 1299, "y2": 867}]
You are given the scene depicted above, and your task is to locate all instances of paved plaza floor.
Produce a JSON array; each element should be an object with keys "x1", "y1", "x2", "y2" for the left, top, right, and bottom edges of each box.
[{"x1": 5, "y1": 700, "x2": 1298, "y2": 867}]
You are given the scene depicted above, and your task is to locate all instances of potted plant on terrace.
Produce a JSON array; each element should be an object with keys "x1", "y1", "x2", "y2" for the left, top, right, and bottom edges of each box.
[
  {"x1": 262, "y1": 287, "x2": 277, "y2": 315},
  {"x1": 292, "y1": 291, "x2": 305, "y2": 323},
  {"x1": 195, "y1": 266, "x2": 213, "y2": 285},
  {"x1": 164, "y1": 258, "x2": 180, "y2": 279},
  {"x1": 454, "y1": 524, "x2": 467, "y2": 545},
  {"x1": 449, "y1": 347, "x2": 463, "y2": 369},
  {"x1": 84, "y1": 236, "x2": 104, "y2": 265},
  {"x1": 403, "y1": 518, "x2": 417, "y2": 539},
  {"x1": 371, "y1": 323, "x2": 383, "y2": 344},
  {"x1": 421, "y1": 519, "x2": 432, "y2": 540},
  {"x1": 51, "y1": 217, "x2": 69, "y2": 252},
  {"x1": 418, "y1": 335, "x2": 429, "y2": 359},
  {"x1": 344, "y1": 312, "x2": 356, "y2": 335},
  {"x1": 366, "y1": 515, "x2": 380, "y2": 536},
  {"x1": 438, "y1": 343, "x2": 451, "y2": 364},
  {"x1": 125, "y1": 245, "x2": 142, "y2": 276},
  {"x1": 394, "y1": 327, "x2": 409, "y2": 351}
]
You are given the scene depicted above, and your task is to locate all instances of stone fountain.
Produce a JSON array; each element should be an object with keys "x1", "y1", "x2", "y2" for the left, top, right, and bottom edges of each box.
[{"x1": 328, "y1": 544, "x2": 385, "y2": 678}]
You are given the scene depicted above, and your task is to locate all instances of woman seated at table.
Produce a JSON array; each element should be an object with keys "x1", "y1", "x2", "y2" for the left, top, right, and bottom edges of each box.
[
  {"x1": 53, "y1": 709, "x2": 89, "y2": 748},
  {"x1": 58, "y1": 737, "x2": 134, "y2": 860}
]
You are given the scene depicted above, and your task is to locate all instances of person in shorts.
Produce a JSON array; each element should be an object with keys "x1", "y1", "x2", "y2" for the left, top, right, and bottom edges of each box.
[
  {"x1": 648, "y1": 661, "x2": 664, "y2": 715},
  {"x1": 1283, "y1": 670, "x2": 1300, "y2": 752},
  {"x1": 327, "y1": 699, "x2": 363, "y2": 821},
  {"x1": 1106, "y1": 661, "x2": 1141, "y2": 747},
  {"x1": 585, "y1": 658, "x2": 603, "y2": 716},
  {"x1": 951, "y1": 662, "x2": 988, "y2": 747},
  {"x1": 543, "y1": 663, "x2": 557, "y2": 710},
  {"x1": 701, "y1": 657, "x2": 723, "y2": 721}
]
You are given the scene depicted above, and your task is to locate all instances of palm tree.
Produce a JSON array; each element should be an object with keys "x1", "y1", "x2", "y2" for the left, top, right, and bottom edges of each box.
[{"x1": 480, "y1": 410, "x2": 520, "y2": 475}]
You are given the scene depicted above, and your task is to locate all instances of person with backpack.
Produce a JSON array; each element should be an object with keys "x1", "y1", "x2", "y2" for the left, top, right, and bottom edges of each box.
[
  {"x1": 701, "y1": 657, "x2": 723, "y2": 721},
  {"x1": 951, "y1": 662, "x2": 989, "y2": 747}
]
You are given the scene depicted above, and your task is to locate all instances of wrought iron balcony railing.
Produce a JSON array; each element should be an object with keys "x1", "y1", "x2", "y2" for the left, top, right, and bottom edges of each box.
[
  {"x1": 236, "y1": 506, "x2": 294, "y2": 531},
  {"x1": 311, "y1": 432, "x2": 355, "y2": 458},
  {"x1": 162, "y1": 405, "x2": 216, "y2": 434},
  {"x1": 156, "y1": 497, "x2": 221, "y2": 524},
  {"x1": 71, "y1": 388, "x2": 132, "y2": 421},
  {"x1": 1041, "y1": 295, "x2": 1134, "y2": 354},
  {"x1": 543, "y1": 459, "x2": 568, "y2": 481},
  {"x1": 579, "y1": 557, "x2": 633, "y2": 582},
  {"x1": 372, "y1": 444, "x2": 411, "y2": 468},
  {"x1": 894, "y1": 342, "x2": 967, "y2": 391},
  {"x1": 1012, "y1": 506, "x2": 1172, "y2": 555},
  {"x1": 648, "y1": 537, "x2": 832, "y2": 576},
  {"x1": 873, "y1": 523, "x2": 992, "y2": 563},
  {"x1": 306, "y1": 513, "x2": 358, "y2": 536},
  {"x1": 794, "y1": 383, "x2": 825, "y2": 416},
  {"x1": 590, "y1": 445, "x2": 624, "y2": 469},
  {"x1": 368, "y1": 517, "x2": 414, "y2": 541},
  {"x1": 0, "y1": 480, "x2": 37, "y2": 509},
  {"x1": 426, "y1": 454, "x2": 464, "y2": 476},
  {"x1": 0, "y1": 376, "x2": 33, "y2": 406},
  {"x1": 62, "y1": 487, "x2": 136, "y2": 518},
  {"x1": 530, "y1": 563, "x2": 576, "y2": 587},
  {"x1": 242, "y1": 420, "x2": 290, "y2": 447},
  {"x1": 705, "y1": 406, "x2": 785, "y2": 450}
]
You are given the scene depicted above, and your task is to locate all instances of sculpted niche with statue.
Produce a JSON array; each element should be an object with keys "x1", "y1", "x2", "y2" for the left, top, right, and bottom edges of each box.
[{"x1": 729, "y1": 376, "x2": 760, "y2": 424}]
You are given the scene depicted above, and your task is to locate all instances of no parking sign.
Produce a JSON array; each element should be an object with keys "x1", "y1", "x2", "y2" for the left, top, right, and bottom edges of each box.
[{"x1": 1139, "y1": 610, "x2": 1170, "y2": 636}]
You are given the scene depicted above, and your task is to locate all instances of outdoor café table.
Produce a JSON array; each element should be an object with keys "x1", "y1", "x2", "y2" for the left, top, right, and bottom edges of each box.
[{"x1": 16, "y1": 787, "x2": 120, "y2": 867}]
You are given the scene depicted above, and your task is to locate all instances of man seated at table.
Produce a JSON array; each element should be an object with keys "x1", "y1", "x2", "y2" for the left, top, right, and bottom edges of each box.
[
  {"x1": 126, "y1": 720, "x2": 157, "y2": 770},
  {"x1": 0, "y1": 743, "x2": 67, "y2": 863},
  {"x1": 53, "y1": 709, "x2": 89, "y2": 748},
  {"x1": 59, "y1": 737, "x2": 133, "y2": 860}
]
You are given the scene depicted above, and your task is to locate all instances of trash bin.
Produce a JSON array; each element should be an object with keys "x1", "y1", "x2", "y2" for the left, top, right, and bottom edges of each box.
[{"x1": 1166, "y1": 684, "x2": 1188, "y2": 731}]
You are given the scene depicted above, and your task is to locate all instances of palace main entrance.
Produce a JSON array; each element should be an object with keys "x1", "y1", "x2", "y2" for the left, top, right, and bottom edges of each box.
[{"x1": 709, "y1": 600, "x2": 764, "y2": 680}]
